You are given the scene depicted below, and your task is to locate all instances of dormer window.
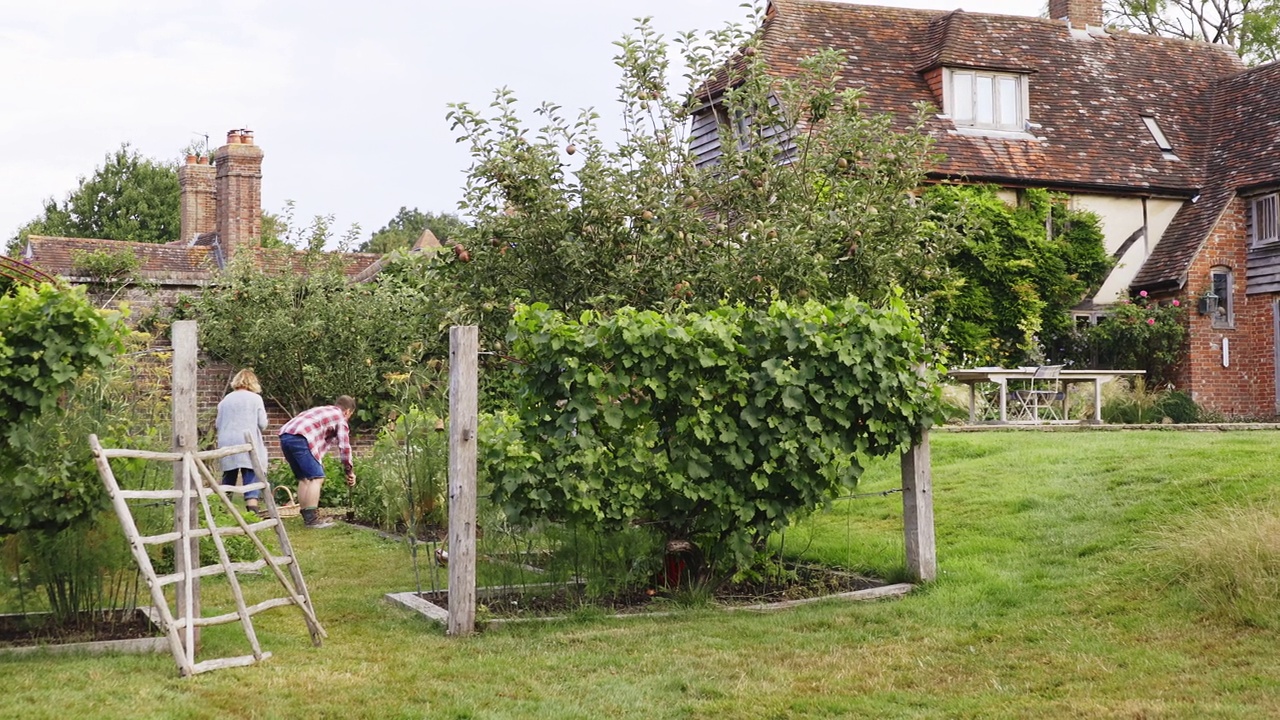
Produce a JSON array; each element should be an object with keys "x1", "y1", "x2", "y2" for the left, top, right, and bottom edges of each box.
[{"x1": 945, "y1": 68, "x2": 1027, "y2": 132}]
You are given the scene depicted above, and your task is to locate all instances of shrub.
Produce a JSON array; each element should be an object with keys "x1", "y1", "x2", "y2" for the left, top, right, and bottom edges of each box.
[
  {"x1": 1079, "y1": 292, "x2": 1187, "y2": 388},
  {"x1": 1155, "y1": 390, "x2": 1200, "y2": 424},
  {"x1": 0, "y1": 283, "x2": 127, "y2": 534}
]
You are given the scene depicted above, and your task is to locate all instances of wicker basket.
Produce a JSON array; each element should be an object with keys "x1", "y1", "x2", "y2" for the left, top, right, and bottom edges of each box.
[{"x1": 273, "y1": 486, "x2": 300, "y2": 518}]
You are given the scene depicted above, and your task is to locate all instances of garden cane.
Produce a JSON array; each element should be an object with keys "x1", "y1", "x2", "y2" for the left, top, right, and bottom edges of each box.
[{"x1": 346, "y1": 485, "x2": 355, "y2": 522}]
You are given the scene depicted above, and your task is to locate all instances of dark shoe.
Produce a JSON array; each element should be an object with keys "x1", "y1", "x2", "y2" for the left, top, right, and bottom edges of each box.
[{"x1": 304, "y1": 518, "x2": 335, "y2": 530}]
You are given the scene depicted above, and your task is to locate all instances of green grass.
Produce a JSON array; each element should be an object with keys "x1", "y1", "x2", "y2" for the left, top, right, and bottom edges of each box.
[{"x1": 4, "y1": 431, "x2": 1280, "y2": 719}]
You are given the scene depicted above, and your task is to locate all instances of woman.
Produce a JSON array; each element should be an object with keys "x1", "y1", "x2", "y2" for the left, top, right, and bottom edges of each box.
[{"x1": 216, "y1": 368, "x2": 269, "y2": 514}]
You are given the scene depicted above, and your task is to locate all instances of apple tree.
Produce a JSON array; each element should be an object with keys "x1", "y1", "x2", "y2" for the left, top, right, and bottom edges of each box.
[{"x1": 392, "y1": 8, "x2": 962, "y2": 356}]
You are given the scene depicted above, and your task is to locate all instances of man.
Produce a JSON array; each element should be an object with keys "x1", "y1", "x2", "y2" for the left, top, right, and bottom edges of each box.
[{"x1": 278, "y1": 395, "x2": 357, "y2": 529}]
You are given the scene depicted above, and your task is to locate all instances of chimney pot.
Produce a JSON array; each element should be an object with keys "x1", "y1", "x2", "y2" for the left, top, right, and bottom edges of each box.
[
  {"x1": 227, "y1": 130, "x2": 241, "y2": 144},
  {"x1": 241, "y1": 129, "x2": 254, "y2": 145},
  {"x1": 186, "y1": 154, "x2": 198, "y2": 164}
]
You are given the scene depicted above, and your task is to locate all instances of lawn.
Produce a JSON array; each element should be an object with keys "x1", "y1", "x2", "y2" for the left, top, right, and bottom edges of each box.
[{"x1": 2, "y1": 430, "x2": 1278, "y2": 719}]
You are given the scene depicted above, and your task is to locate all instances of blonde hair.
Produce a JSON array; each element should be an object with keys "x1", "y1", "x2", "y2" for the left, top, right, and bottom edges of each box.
[{"x1": 230, "y1": 369, "x2": 262, "y2": 394}]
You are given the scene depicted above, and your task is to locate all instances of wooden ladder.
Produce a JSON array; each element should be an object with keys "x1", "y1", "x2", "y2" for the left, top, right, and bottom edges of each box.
[{"x1": 89, "y1": 434, "x2": 327, "y2": 677}]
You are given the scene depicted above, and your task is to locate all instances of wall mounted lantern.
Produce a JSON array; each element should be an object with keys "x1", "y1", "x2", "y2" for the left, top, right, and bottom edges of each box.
[{"x1": 1197, "y1": 290, "x2": 1219, "y2": 317}]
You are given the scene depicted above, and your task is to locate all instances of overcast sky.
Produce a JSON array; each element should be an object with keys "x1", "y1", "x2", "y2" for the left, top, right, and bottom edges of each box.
[{"x1": 0, "y1": 0, "x2": 1042, "y2": 247}]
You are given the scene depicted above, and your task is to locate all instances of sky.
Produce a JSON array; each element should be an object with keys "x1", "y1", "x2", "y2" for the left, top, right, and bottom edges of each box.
[{"x1": 0, "y1": 0, "x2": 1043, "y2": 247}]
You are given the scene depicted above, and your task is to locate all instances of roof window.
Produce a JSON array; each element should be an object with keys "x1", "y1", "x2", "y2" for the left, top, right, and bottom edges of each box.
[{"x1": 1141, "y1": 115, "x2": 1173, "y2": 151}]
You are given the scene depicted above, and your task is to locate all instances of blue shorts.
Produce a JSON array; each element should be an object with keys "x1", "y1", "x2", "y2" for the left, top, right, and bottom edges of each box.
[
  {"x1": 221, "y1": 468, "x2": 261, "y2": 500},
  {"x1": 280, "y1": 433, "x2": 325, "y2": 480}
]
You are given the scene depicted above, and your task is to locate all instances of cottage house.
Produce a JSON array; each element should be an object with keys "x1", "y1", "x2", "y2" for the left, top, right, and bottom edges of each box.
[{"x1": 693, "y1": 0, "x2": 1280, "y2": 417}]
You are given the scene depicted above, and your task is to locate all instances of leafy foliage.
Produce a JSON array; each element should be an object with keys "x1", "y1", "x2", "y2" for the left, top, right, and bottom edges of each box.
[
  {"x1": 1106, "y1": 0, "x2": 1280, "y2": 65},
  {"x1": 1078, "y1": 292, "x2": 1187, "y2": 387},
  {"x1": 195, "y1": 253, "x2": 443, "y2": 418},
  {"x1": 0, "y1": 284, "x2": 126, "y2": 533},
  {"x1": 403, "y1": 12, "x2": 960, "y2": 357},
  {"x1": 357, "y1": 207, "x2": 465, "y2": 254},
  {"x1": 70, "y1": 247, "x2": 142, "y2": 284},
  {"x1": 9, "y1": 144, "x2": 180, "y2": 251},
  {"x1": 928, "y1": 186, "x2": 1111, "y2": 367},
  {"x1": 352, "y1": 368, "x2": 449, "y2": 534},
  {"x1": 482, "y1": 297, "x2": 940, "y2": 581}
]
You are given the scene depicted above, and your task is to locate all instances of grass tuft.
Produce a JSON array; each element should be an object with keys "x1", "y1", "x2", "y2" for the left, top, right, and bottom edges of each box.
[{"x1": 1146, "y1": 500, "x2": 1280, "y2": 630}]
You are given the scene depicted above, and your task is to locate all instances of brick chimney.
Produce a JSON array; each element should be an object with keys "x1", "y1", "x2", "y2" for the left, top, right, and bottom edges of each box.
[
  {"x1": 1049, "y1": 0, "x2": 1103, "y2": 28},
  {"x1": 214, "y1": 129, "x2": 264, "y2": 261},
  {"x1": 178, "y1": 155, "x2": 216, "y2": 244}
]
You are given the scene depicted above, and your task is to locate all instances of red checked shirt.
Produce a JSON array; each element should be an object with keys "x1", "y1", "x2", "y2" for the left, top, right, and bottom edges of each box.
[{"x1": 279, "y1": 405, "x2": 354, "y2": 475}]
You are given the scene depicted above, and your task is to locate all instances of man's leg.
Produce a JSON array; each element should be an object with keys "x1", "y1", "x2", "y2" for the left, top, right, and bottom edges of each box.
[{"x1": 297, "y1": 477, "x2": 333, "y2": 529}]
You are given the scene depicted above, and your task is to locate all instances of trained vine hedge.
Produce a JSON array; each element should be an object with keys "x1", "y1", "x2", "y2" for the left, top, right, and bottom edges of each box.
[
  {"x1": 0, "y1": 283, "x2": 124, "y2": 533},
  {"x1": 482, "y1": 296, "x2": 940, "y2": 578}
]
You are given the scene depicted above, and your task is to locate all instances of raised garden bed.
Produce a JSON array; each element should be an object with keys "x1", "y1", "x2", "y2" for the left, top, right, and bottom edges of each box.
[
  {"x1": 387, "y1": 565, "x2": 914, "y2": 627},
  {"x1": 0, "y1": 607, "x2": 166, "y2": 656}
]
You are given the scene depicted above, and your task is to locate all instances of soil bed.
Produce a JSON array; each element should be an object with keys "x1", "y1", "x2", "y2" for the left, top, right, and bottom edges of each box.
[
  {"x1": 0, "y1": 609, "x2": 159, "y2": 648},
  {"x1": 415, "y1": 564, "x2": 884, "y2": 619}
]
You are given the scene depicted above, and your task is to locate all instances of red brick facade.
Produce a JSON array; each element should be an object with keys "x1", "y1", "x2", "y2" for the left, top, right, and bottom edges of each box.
[
  {"x1": 196, "y1": 358, "x2": 377, "y2": 462},
  {"x1": 178, "y1": 160, "x2": 216, "y2": 243},
  {"x1": 214, "y1": 130, "x2": 264, "y2": 262},
  {"x1": 1173, "y1": 198, "x2": 1277, "y2": 418},
  {"x1": 1048, "y1": 0, "x2": 1103, "y2": 27}
]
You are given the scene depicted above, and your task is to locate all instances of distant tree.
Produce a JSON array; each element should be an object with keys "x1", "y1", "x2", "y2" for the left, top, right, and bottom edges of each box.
[
  {"x1": 10, "y1": 144, "x2": 180, "y2": 251},
  {"x1": 357, "y1": 207, "x2": 466, "y2": 254},
  {"x1": 260, "y1": 209, "x2": 288, "y2": 249},
  {"x1": 1106, "y1": 0, "x2": 1280, "y2": 65}
]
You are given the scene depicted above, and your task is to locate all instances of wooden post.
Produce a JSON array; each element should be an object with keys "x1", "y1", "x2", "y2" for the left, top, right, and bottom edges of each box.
[
  {"x1": 171, "y1": 320, "x2": 200, "y2": 648},
  {"x1": 447, "y1": 326, "x2": 479, "y2": 636},
  {"x1": 901, "y1": 429, "x2": 937, "y2": 582}
]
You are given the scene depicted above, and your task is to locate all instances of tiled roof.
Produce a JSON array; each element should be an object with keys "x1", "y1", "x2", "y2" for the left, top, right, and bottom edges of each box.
[
  {"x1": 1207, "y1": 61, "x2": 1280, "y2": 191},
  {"x1": 27, "y1": 235, "x2": 382, "y2": 284},
  {"x1": 242, "y1": 247, "x2": 382, "y2": 279},
  {"x1": 1130, "y1": 187, "x2": 1235, "y2": 291},
  {"x1": 26, "y1": 236, "x2": 217, "y2": 283},
  {"x1": 761, "y1": 0, "x2": 1246, "y2": 191}
]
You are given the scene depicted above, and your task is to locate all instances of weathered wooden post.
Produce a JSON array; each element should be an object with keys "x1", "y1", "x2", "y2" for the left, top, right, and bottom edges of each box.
[
  {"x1": 447, "y1": 326, "x2": 479, "y2": 636},
  {"x1": 901, "y1": 429, "x2": 937, "y2": 582},
  {"x1": 171, "y1": 320, "x2": 200, "y2": 648}
]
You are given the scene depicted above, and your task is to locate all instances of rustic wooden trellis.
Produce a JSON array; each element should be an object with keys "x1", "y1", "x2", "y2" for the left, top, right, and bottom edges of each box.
[{"x1": 89, "y1": 434, "x2": 326, "y2": 676}]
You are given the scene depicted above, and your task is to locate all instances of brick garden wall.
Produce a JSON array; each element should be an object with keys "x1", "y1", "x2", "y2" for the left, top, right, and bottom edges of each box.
[{"x1": 131, "y1": 347, "x2": 379, "y2": 464}]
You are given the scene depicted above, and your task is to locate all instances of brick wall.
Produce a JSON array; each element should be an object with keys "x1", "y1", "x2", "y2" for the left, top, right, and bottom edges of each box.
[
  {"x1": 1176, "y1": 197, "x2": 1278, "y2": 418},
  {"x1": 124, "y1": 350, "x2": 377, "y2": 464}
]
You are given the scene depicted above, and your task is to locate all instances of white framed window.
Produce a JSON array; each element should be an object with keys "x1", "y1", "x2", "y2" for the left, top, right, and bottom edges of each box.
[
  {"x1": 946, "y1": 69, "x2": 1027, "y2": 132},
  {"x1": 1211, "y1": 266, "x2": 1234, "y2": 329},
  {"x1": 1251, "y1": 193, "x2": 1279, "y2": 246}
]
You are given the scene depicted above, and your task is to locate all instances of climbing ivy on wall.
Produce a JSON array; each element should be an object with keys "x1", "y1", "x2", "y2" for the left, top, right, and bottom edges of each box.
[{"x1": 927, "y1": 185, "x2": 1112, "y2": 367}]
